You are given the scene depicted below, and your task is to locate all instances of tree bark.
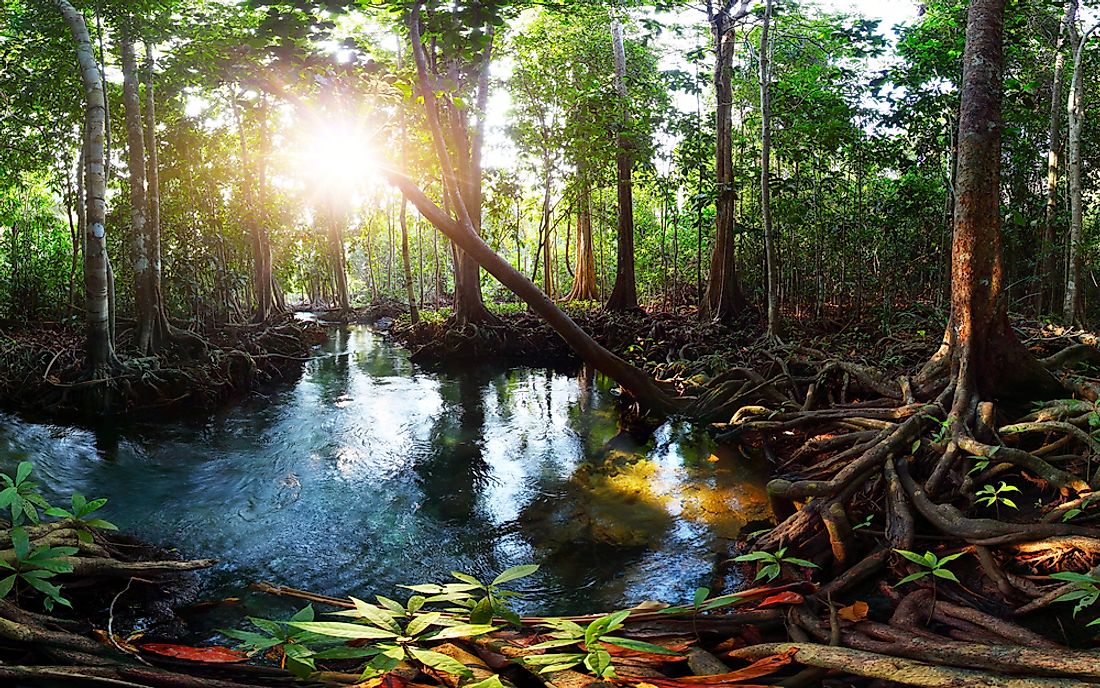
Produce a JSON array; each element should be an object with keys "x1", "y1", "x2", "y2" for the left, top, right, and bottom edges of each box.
[
  {"x1": 55, "y1": 0, "x2": 114, "y2": 374},
  {"x1": 1038, "y1": 0, "x2": 1077, "y2": 313},
  {"x1": 703, "y1": 0, "x2": 751, "y2": 321},
  {"x1": 566, "y1": 178, "x2": 599, "y2": 301},
  {"x1": 1062, "y1": 21, "x2": 1097, "y2": 324},
  {"x1": 917, "y1": 0, "x2": 1061, "y2": 410},
  {"x1": 760, "y1": 0, "x2": 780, "y2": 338},
  {"x1": 605, "y1": 18, "x2": 639, "y2": 312},
  {"x1": 389, "y1": 170, "x2": 680, "y2": 415}
]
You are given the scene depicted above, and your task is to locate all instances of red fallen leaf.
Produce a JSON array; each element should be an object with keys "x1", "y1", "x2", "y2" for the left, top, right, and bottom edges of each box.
[
  {"x1": 753, "y1": 592, "x2": 804, "y2": 609},
  {"x1": 604, "y1": 641, "x2": 691, "y2": 663},
  {"x1": 624, "y1": 648, "x2": 798, "y2": 687},
  {"x1": 140, "y1": 643, "x2": 248, "y2": 663}
]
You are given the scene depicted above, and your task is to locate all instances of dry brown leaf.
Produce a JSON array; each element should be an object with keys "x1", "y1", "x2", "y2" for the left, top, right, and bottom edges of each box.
[{"x1": 838, "y1": 600, "x2": 869, "y2": 622}]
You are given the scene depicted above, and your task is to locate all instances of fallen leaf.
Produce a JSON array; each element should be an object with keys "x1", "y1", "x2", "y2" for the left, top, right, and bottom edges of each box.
[
  {"x1": 753, "y1": 592, "x2": 804, "y2": 609},
  {"x1": 625, "y1": 647, "x2": 797, "y2": 687},
  {"x1": 140, "y1": 643, "x2": 248, "y2": 663},
  {"x1": 838, "y1": 601, "x2": 869, "y2": 622},
  {"x1": 91, "y1": 629, "x2": 140, "y2": 654}
]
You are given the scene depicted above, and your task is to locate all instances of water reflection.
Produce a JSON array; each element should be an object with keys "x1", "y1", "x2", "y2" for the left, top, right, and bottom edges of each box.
[{"x1": 0, "y1": 325, "x2": 770, "y2": 615}]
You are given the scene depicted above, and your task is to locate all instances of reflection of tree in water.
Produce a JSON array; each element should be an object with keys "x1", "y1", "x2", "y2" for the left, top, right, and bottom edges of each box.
[
  {"x1": 415, "y1": 369, "x2": 492, "y2": 524},
  {"x1": 519, "y1": 411, "x2": 672, "y2": 554}
]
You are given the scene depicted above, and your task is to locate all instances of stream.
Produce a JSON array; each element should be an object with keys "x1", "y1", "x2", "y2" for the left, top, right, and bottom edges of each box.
[{"x1": 0, "y1": 323, "x2": 770, "y2": 622}]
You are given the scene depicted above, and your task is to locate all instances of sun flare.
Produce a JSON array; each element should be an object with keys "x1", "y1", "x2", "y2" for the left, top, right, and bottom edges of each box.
[{"x1": 296, "y1": 118, "x2": 379, "y2": 198}]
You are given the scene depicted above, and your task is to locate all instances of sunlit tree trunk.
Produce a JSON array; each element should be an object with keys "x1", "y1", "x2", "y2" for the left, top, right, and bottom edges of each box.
[
  {"x1": 605, "y1": 18, "x2": 638, "y2": 312},
  {"x1": 703, "y1": 0, "x2": 750, "y2": 321},
  {"x1": 566, "y1": 178, "x2": 599, "y2": 301},
  {"x1": 917, "y1": 0, "x2": 1060, "y2": 410},
  {"x1": 760, "y1": 0, "x2": 780, "y2": 339},
  {"x1": 55, "y1": 0, "x2": 114, "y2": 373},
  {"x1": 1038, "y1": 0, "x2": 1077, "y2": 312},
  {"x1": 1063, "y1": 21, "x2": 1097, "y2": 324}
]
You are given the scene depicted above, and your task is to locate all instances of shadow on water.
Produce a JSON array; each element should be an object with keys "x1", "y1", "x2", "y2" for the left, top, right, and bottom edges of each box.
[{"x1": 0, "y1": 323, "x2": 771, "y2": 620}]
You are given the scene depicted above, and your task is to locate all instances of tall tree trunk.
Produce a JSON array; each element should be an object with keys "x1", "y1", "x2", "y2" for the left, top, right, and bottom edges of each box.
[
  {"x1": 1038, "y1": 0, "x2": 1078, "y2": 312},
  {"x1": 703, "y1": 1, "x2": 750, "y2": 321},
  {"x1": 122, "y1": 34, "x2": 171, "y2": 354},
  {"x1": 917, "y1": 0, "x2": 1060, "y2": 411},
  {"x1": 605, "y1": 18, "x2": 638, "y2": 312},
  {"x1": 1063, "y1": 21, "x2": 1097, "y2": 324},
  {"x1": 760, "y1": 0, "x2": 780, "y2": 338},
  {"x1": 566, "y1": 178, "x2": 599, "y2": 301},
  {"x1": 56, "y1": 0, "x2": 113, "y2": 373},
  {"x1": 328, "y1": 208, "x2": 350, "y2": 313}
]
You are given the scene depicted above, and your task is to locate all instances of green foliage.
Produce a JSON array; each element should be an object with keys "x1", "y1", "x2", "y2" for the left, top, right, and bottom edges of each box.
[
  {"x1": 1051, "y1": 571, "x2": 1100, "y2": 626},
  {"x1": 401, "y1": 563, "x2": 539, "y2": 625},
  {"x1": 520, "y1": 610, "x2": 678, "y2": 678},
  {"x1": 733, "y1": 547, "x2": 818, "y2": 582},
  {"x1": 0, "y1": 534, "x2": 76, "y2": 612},
  {"x1": 894, "y1": 549, "x2": 963, "y2": 586},
  {"x1": 0, "y1": 461, "x2": 51, "y2": 526},
  {"x1": 975, "y1": 482, "x2": 1021, "y2": 512},
  {"x1": 45, "y1": 493, "x2": 119, "y2": 544}
]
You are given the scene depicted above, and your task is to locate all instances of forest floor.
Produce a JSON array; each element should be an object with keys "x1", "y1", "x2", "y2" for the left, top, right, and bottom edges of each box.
[
  {"x1": 0, "y1": 313, "x2": 326, "y2": 420},
  {"x1": 3, "y1": 302, "x2": 1100, "y2": 686}
]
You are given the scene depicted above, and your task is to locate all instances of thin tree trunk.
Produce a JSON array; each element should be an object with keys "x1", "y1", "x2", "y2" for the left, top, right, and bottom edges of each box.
[
  {"x1": 566, "y1": 178, "x2": 599, "y2": 301},
  {"x1": 1063, "y1": 21, "x2": 1097, "y2": 324},
  {"x1": 55, "y1": 0, "x2": 113, "y2": 373},
  {"x1": 760, "y1": 0, "x2": 780, "y2": 338},
  {"x1": 605, "y1": 18, "x2": 638, "y2": 312},
  {"x1": 1039, "y1": 0, "x2": 1078, "y2": 312}
]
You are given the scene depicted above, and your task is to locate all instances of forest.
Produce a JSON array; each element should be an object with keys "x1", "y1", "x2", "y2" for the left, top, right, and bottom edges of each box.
[{"x1": 3, "y1": 0, "x2": 1100, "y2": 685}]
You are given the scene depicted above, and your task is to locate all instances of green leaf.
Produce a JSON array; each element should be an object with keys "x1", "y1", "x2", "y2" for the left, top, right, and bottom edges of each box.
[
  {"x1": 491, "y1": 564, "x2": 539, "y2": 587},
  {"x1": 11, "y1": 527, "x2": 29, "y2": 561},
  {"x1": 44, "y1": 507, "x2": 72, "y2": 518},
  {"x1": 527, "y1": 638, "x2": 581, "y2": 651},
  {"x1": 465, "y1": 675, "x2": 506, "y2": 688},
  {"x1": 83, "y1": 519, "x2": 118, "y2": 531},
  {"x1": 406, "y1": 611, "x2": 442, "y2": 637},
  {"x1": 1051, "y1": 572, "x2": 1100, "y2": 583},
  {"x1": 894, "y1": 549, "x2": 930, "y2": 567},
  {"x1": 430, "y1": 623, "x2": 498, "y2": 640},
  {"x1": 290, "y1": 605, "x2": 315, "y2": 623},
  {"x1": 937, "y1": 552, "x2": 966, "y2": 565},
  {"x1": 932, "y1": 568, "x2": 959, "y2": 583},
  {"x1": 896, "y1": 571, "x2": 929, "y2": 586},
  {"x1": 375, "y1": 595, "x2": 406, "y2": 615},
  {"x1": 584, "y1": 649, "x2": 614, "y2": 677},
  {"x1": 469, "y1": 596, "x2": 494, "y2": 624},
  {"x1": 312, "y1": 646, "x2": 382, "y2": 660},
  {"x1": 782, "y1": 557, "x2": 819, "y2": 569},
  {"x1": 521, "y1": 653, "x2": 587, "y2": 666},
  {"x1": 451, "y1": 571, "x2": 484, "y2": 587},
  {"x1": 601, "y1": 636, "x2": 681, "y2": 655},
  {"x1": 16, "y1": 462, "x2": 33, "y2": 485},
  {"x1": 71, "y1": 493, "x2": 86, "y2": 514},
  {"x1": 0, "y1": 574, "x2": 15, "y2": 598},
  {"x1": 288, "y1": 622, "x2": 399, "y2": 640},
  {"x1": 408, "y1": 647, "x2": 473, "y2": 678},
  {"x1": 693, "y1": 587, "x2": 710, "y2": 608}
]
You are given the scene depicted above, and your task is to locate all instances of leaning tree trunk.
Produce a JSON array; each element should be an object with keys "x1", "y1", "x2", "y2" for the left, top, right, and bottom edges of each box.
[
  {"x1": 566, "y1": 178, "x2": 599, "y2": 301},
  {"x1": 703, "y1": 0, "x2": 751, "y2": 321},
  {"x1": 917, "y1": 0, "x2": 1061, "y2": 413},
  {"x1": 1038, "y1": 0, "x2": 1077, "y2": 313},
  {"x1": 389, "y1": 171, "x2": 680, "y2": 415},
  {"x1": 1062, "y1": 22, "x2": 1097, "y2": 325},
  {"x1": 760, "y1": 0, "x2": 780, "y2": 339},
  {"x1": 605, "y1": 18, "x2": 639, "y2": 312},
  {"x1": 55, "y1": 0, "x2": 114, "y2": 374}
]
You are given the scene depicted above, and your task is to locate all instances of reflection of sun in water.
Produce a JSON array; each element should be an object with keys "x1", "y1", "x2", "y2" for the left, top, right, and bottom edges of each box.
[{"x1": 296, "y1": 118, "x2": 379, "y2": 195}]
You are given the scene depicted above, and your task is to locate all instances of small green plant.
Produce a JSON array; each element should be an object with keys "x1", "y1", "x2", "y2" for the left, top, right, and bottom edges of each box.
[
  {"x1": 288, "y1": 594, "x2": 500, "y2": 683},
  {"x1": 402, "y1": 564, "x2": 538, "y2": 625},
  {"x1": 1050, "y1": 570, "x2": 1100, "y2": 625},
  {"x1": 894, "y1": 549, "x2": 963, "y2": 586},
  {"x1": 45, "y1": 493, "x2": 118, "y2": 543},
  {"x1": 1063, "y1": 495, "x2": 1096, "y2": 522},
  {"x1": 0, "y1": 461, "x2": 52, "y2": 526},
  {"x1": 520, "y1": 610, "x2": 678, "y2": 677},
  {"x1": 966, "y1": 446, "x2": 1000, "y2": 476},
  {"x1": 975, "y1": 481, "x2": 1021, "y2": 518},
  {"x1": 0, "y1": 528, "x2": 77, "y2": 611},
  {"x1": 853, "y1": 514, "x2": 874, "y2": 530},
  {"x1": 733, "y1": 547, "x2": 818, "y2": 582},
  {"x1": 221, "y1": 605, "x2": 339, "y2": 677},
  {"x1": 924, "y1": 414, "x2": 954, "y2": 444}
]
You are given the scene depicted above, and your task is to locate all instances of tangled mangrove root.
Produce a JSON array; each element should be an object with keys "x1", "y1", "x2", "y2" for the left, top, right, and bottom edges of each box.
[{"x1": 0, "y1": 314, "x2": 325, "y2": 418}]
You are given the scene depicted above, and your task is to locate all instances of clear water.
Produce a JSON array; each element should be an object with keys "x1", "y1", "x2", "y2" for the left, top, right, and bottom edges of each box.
[{"x1": 0, "y1": 324, "x2": 770, "y2": 621}]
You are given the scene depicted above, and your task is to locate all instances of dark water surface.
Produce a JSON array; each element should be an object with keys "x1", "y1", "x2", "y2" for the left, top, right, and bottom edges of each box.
[{"x1": 0, "y1": 324, "x2": 770, "y2": 619}]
